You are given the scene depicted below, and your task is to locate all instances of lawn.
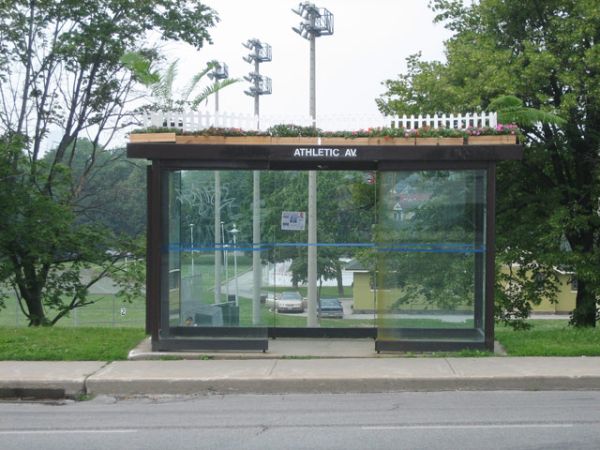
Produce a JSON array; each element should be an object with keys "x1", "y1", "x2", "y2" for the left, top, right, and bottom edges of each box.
[
  {"x1": 495, "y1": 319, "x2": 600, "y2": 356},
  {"x1": 0, "y1": 294, "x2": 145, "y2": 328},
  {"x1": 1, "y1": 319, "x2": 599, "y2": 360},
  {"x1": 0, "y1": 327, "x2": 146, "y2": 360}
]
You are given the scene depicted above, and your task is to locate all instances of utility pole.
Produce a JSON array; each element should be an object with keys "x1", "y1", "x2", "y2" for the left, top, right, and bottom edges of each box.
[
  {"x1": 292, "y1": 2, "x2": 334, "y2": 327},
  {"x1": 243, "y1": 39, "x2": 272, "y2": 324}
]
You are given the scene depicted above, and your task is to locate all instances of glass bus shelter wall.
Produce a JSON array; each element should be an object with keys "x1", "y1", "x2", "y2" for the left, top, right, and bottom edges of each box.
[{"x1": 159, "y1": 168, "x2": 489, "y2": 351}]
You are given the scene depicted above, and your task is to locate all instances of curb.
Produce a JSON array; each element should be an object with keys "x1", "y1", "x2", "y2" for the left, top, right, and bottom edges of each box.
[
  {"x1": 3, "y1": 357, "x2": 600, "y2": 399},
  {"x1": 0, "y1": 361, "x2": 106, "y2": 400},
  {"x1": 85, "y1": 376, "x2": 600, "y2": 397}
]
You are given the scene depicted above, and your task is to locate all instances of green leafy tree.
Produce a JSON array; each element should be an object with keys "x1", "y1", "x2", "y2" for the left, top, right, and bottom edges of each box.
[
  {"x1": 377, "y1": 0, "x2": 600, "y2": 327},
  {"x1": 376, "y1": 171, "x2": 481, "y2": 312},
  {"x1": 53, "y1": 139, "x2": 147, "y2": 237},
  {"x1": 262, "y1": 171, "x2": 374, "y2": 296},
  {"x1": 0, "y1": 0, "x2": 218, "y2": 325}
]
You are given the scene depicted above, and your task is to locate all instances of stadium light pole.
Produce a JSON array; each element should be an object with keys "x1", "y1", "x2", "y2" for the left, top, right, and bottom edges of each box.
[
  {"x1": 230, "y1": 224, "x2": 240, "y2": 307},
  {"x1": 208, "y1": 61, "x2": 229, "y2": 114},
  {"x1": 190, "y1": 223, "x2": 195, "y2": 276},
  {"x1": 243, "y1": 39, "x2": 273, "y2": 325},
  {"x1": 208, "y1": 61, "x2": 229, "y2": 304},
  {"x1": 292, "y1": 2, "x2": 334, "y2": 327}
]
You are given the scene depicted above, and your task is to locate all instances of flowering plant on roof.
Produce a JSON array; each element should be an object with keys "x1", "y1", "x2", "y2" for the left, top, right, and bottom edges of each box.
[
  {"x1": 406, "y1": 126, "x2": 466, "y2": 138},
  {"x1": 266, "y1": 124, "x2": 320, "y2": 137},
  {"x1": 465, "y1": 123, "x2": 519, "y2": 136}
]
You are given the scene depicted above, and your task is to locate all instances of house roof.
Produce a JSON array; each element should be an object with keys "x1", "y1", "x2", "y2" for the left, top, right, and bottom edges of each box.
[{"x1": 344, "y1": 259, "x2": 370, "y2": 272}]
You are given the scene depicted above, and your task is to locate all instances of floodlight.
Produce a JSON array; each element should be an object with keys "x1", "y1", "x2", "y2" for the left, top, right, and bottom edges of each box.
[
  {"x1": 208, "y1": 61, "x2": 228, "y2": 80},
  {"x1": 242, "y1": 37, "x2": 272, "y2": 115}
]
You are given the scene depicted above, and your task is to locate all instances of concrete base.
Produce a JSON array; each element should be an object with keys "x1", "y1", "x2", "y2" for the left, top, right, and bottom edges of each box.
[
  {"x1": 129, "y1": 337, "x2": 382, "y2": 360},
  {"x1": 129, "y1": 337, "x2": 506, "y2": 360}
]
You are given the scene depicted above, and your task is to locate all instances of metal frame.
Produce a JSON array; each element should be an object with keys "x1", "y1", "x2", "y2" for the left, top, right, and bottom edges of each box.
[{"x1": 131, "y1": 142, "x2": 521, "y2": 353}]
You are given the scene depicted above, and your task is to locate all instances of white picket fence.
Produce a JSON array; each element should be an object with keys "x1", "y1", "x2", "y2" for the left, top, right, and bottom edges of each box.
[{"x1": 143, "y1": 110, "x2": 497, "y2": 132}]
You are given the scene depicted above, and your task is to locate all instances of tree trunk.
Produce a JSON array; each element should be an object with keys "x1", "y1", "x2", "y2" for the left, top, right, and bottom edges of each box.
[
  {"x1": 23, "y1": 293, "x2": 49, "y2": 326},
  {"x1": 571, "y1": 279, "x2": 597, "y2": 327},
  {"x1": 335, "y1": 263, "x2": 344, "y2": 297},
  {"x1": 14, "y1": 259, "x2": 50, "y2": 326}
]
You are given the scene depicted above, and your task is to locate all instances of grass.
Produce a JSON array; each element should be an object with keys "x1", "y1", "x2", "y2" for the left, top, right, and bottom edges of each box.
[
  {"x1": 1, "y1": 319, "x2": 599, "y2": 360},
  {"x1": 495, "y1": 319, "x2": 600, "y2": 356},
  {"x1": 0, "y1": 294, "x2": 146, "y2": 328},
  {"x1": 0, "y1": 327, "x2": 146, "y2": 360}
]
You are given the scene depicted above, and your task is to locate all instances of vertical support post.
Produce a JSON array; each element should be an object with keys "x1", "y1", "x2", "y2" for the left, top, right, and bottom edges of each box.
[
  {"x1": 233, "y1": 228, "x2": 239, "y2": 306},
  {"x1": 307, "y1": 170, "x2": 318, "y2": 327},
  {"x1": 252, "y1": 170, "x2": 262, "y2": 325},
  {"x1": 473, "y1": 170, "x2": 485, "y2": 330},
  {"x1": 145, "y1": 165, "x2": 153, "y2": 335},
  {"x1": 190, "y1": 224, "x2": 194, "y2": 276},
  {"x1": 485, "y1": 163, "x2": 496, "y2": 351},
  {"x1": 214, "y1": 171, "x2": 222, "y2": 304},
  {"x1": 150, "y1": 161, "x2": 163, "y2": 346},
  {"x1": 223, "y1": 221, "x2": 229, "y2": 301}
]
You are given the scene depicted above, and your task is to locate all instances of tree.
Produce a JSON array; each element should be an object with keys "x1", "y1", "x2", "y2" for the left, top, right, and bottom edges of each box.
[
  {"x1": 262, "y1": 170, "x2": 374, "y2": 296},
  {"x1": 0, "y1": 0, "x2": 218, "y2": 325},
  {"x1": 52, "y1": 139, "x2": 147, "y2": 237},
  {"x1": 376, "y1": 171, "x2": 482, "y2": 313},
  {"x1": 121, "y1": 53, "x2": 239, "y2": 112},
  {"x1": 377, "y1": 0, "x2": 600, "y2": 327}
]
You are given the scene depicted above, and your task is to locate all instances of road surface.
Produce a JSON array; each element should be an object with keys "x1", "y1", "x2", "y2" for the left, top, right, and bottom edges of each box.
[{"x1": 1, "y1": 391, "x2": 599, "y2": 449}]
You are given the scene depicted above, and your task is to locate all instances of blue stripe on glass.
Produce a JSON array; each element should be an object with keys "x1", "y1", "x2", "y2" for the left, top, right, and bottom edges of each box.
[{"x1": 166, "y1": 242, "x2": 485, "y2": 254}]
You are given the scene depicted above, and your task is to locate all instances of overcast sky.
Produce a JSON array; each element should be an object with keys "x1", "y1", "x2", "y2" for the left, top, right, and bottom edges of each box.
[{"x1": 161, "y1": 0, "x2": 454, "y2": 121}]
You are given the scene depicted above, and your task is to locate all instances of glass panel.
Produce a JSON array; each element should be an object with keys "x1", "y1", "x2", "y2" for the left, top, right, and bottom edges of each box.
[
  {"x1": 162, "y1": 169, "x2": 267, "y2": 338},
  {"x1": 376, "y1": 170, "x2": 486, "y2": 343},
  {"x1": 262, "y1": 170, "x2": 376, "y2": 329},
  {"x1": 163, "y1": 170, "x2": 181, "y2": 330}
]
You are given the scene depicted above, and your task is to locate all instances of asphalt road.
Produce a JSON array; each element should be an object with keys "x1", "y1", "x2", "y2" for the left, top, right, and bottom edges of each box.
[{"x1": 1, "y1": 391, "x2": 600, "y2": 449}]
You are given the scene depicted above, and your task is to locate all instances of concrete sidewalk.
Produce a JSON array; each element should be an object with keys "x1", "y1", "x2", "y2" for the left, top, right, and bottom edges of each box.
[{"x1": 2, "y1": 357, "x2": 600, "y2": 399}]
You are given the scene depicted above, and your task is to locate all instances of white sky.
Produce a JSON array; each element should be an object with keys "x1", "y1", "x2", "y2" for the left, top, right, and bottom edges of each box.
[{"x1": 161, "y1": 0, "x2": 453, "y2": 120}]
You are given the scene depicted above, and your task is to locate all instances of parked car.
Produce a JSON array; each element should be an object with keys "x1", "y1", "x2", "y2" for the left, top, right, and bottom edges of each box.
[
  {"x1": 264, "y1": 293, "x2": 277, "y2": 308},
  {"x1": 276, "y1": 291, "x2": 304, "y2": 313},
  {"x1": 318, "y1": 298, "x2": 344, "y2": 319}
]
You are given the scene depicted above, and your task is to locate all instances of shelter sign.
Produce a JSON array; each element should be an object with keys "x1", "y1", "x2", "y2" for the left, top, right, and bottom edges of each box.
[{"x1": 281, "y1": 211, "x2": 306, "y2": 231}]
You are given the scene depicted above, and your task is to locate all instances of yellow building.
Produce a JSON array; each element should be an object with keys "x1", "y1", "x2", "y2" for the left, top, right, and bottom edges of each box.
[{"x1": 347, "y1": 261, "x2": 577, "y2": 315}]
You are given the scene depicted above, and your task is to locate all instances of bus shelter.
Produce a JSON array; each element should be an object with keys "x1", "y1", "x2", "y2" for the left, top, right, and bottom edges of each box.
[{"x1": 128, "y1": 134, "x2": 522, "y2": 352}]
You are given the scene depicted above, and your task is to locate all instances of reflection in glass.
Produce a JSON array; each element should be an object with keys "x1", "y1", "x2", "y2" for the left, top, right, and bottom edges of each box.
[
  {"x1": 161, "y1": 169, "x2": 487, "y2": 343},
  {"x1": 163, "y1": 170, "x2": 377, "y2": 330},
  {"x1": 376, "y1": 170, "x2": 486, "y2": 342}
]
